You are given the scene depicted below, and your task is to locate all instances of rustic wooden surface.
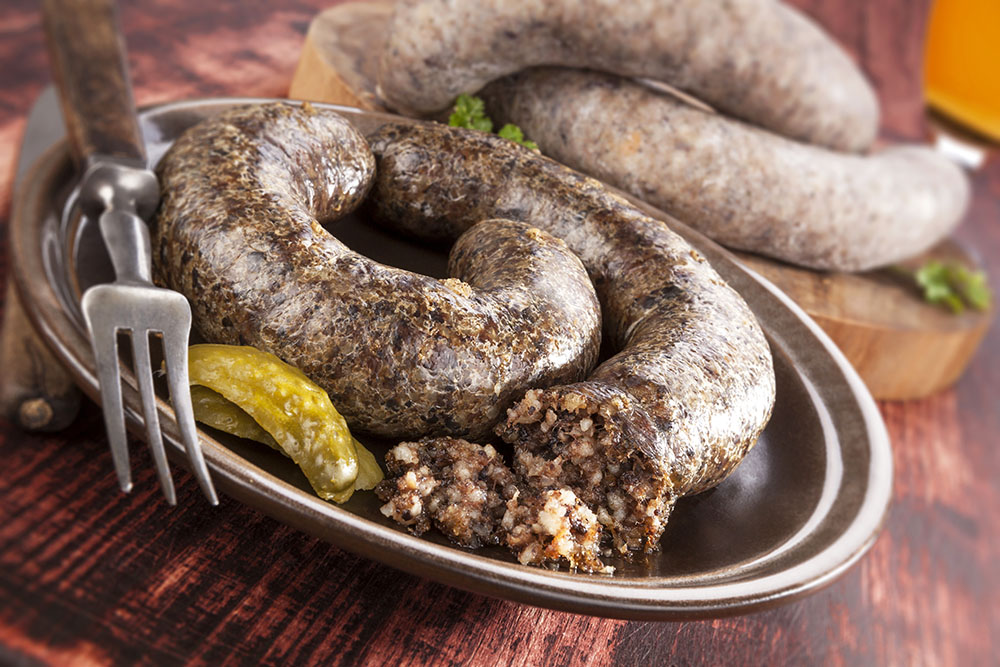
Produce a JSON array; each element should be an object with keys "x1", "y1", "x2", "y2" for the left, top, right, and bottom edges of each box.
[
  {"x1": 0, "y1": 0, "x2": 996, "y2": 664},
  {"x1": 0, "y1": 280, "x2": 81, "y2": 431}
]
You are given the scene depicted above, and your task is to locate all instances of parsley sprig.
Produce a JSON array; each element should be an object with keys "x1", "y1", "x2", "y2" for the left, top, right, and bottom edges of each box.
[
  {"x1": 904, "y1": 260, "x2": 992, "y2": 314},
  {"x1": 448, "y1": 93, "x2": 493, "y2": 133},
  {"x1": 497, "y1": 123, "x2": 539, "y2": 151},
  {"x1": 448, "y1": 94, "x2": 539, "y2": 151}
]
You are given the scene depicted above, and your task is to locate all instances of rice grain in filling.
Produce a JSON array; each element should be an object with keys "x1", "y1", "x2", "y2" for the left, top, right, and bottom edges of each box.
[
  {"x1": 375, "y1": 437, "x2": 517, "y2": 548},
  {"x1": 503, "y1": 488, "x2": 611, "y2": 573},
  {"x1": 500, "y1": 385, "x2": 675, "y2": 553},
  {"x1": 377, "y1": 437, "x2": 612, "y2": 572}
]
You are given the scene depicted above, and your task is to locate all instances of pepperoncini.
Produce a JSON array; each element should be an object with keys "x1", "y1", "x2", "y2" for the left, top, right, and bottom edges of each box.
[
  {"x1": 186, "y1": 344, "x2": 382, "y2": 503},
  {"x1": 190, "y1": 385, "x2": 279, "y2": 448}
]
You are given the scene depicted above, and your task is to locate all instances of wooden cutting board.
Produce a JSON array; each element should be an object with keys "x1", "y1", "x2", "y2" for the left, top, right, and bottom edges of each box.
[{"x1": 288, "y1": 0, "x2": 993, "y2": 400}]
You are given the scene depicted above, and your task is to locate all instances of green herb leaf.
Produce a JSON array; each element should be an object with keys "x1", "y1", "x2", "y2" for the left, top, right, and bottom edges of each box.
[
  {"x1": 911, "y1": 259, "x2": 992, "y2": 314},
  {"x1": 448, "y1": 95, "x2": 540, "y2": 151},
  {"x1": 949, "y1": 263, "x2": 992, "y2": 310},
  {"x1": 448, "y1": 93, "x2": 492, "y2": 133},
  {"x1": 498, "y1": 123, "x2": 540, "y2": 151}
]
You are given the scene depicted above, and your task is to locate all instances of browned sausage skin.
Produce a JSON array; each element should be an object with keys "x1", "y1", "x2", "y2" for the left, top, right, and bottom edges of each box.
[
  {"x1": 366, "y1": 122, "x2": 776, "y2": 552},
  {"x1": 378, "y1": 0, "x2": 879, "y2": 151},
  {"x1": 151, "y1": 103, "x2": 602, "y2": 440},
  {"x1": 480, "y1": 68, "x2": 971, "y2": 272}
]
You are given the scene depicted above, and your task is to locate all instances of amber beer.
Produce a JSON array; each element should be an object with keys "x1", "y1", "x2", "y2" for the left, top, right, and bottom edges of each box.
[{"x1": 924, "y1": 0, "x2": 1000, "y2": 141}]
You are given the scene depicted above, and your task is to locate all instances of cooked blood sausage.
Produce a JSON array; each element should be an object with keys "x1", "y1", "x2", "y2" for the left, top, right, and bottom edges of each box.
[
  {"x1": 377, "y1": 0, "x2": 879, "y2": 151},
  {"x1": 376, "y1": 437, "x2": 611, "y2": 572},
  {"x1": 479, "y1": 68, "x2": 971, "y2": 272},
  {"x1": 366, "y1": 122, "x2": 776, "y2": 551},
  {"x1": 151, "y1": 103, "x2": 601, "y2": 439}
]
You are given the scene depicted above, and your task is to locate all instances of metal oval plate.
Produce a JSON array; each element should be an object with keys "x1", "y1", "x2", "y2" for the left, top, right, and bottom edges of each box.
[{"x1": 9, "y1": 98, "x2": 892, "y2": 620}]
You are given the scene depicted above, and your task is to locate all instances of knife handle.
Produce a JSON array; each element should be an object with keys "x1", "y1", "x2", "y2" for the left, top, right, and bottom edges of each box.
[{"x1": 41, "y1": 0, "x2": 145, "y2": 165}]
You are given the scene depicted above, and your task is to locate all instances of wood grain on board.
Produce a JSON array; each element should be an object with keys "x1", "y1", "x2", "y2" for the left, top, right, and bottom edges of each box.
[
  {"x1": 0, "y1": 281, "x2": 81, "y2": 431},
  {"x1": 0, "y1": 0, "x2": 996, "y2": 664}
]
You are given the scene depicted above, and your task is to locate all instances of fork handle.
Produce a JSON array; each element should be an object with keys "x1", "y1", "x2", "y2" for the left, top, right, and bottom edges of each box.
[
  {"x1": 99, "y1": 209, "x2": 153, "y2": 284},
  {"x1": 42, "y1": 0, "x2": 145, "y2": 166}
]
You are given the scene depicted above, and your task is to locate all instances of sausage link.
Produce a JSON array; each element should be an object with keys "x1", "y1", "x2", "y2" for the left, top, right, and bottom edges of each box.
[
  {"x1": 366, "y1": 122, "x2": 776, "y2": 551},
  {"x1": 377, "y1": 0, "x2": 879, "y2": 151},
  {"x1": 151, "y1": 103, "x2": 601, "y2": 439},
  {"x1": 480, "y1": 68, "x2": 970, "y2": 272}
]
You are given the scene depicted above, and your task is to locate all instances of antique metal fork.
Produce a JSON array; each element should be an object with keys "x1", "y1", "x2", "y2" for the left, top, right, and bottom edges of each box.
[{"x1": 43, "y1": 0, "x2": 217, "y2": 504}]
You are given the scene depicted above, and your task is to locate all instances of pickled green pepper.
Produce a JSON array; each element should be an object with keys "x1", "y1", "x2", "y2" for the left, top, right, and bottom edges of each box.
[{"x1": 186, "y1": 344, "x2": 381, "y2": 503}]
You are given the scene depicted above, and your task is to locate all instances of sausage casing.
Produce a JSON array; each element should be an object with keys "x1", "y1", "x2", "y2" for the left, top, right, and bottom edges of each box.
[
  {"x1": 366, "y1": 122, "x2": 776, "y2": 551},
  {"x1": 151, "y1": 103, "x2": 602, "y2": 439},
  {"x1": 377, "y1": 0, "x2": 879, "y2": 151},
  {"x1": 480, "y1": 68, "x2": 970, "y2": 272}
]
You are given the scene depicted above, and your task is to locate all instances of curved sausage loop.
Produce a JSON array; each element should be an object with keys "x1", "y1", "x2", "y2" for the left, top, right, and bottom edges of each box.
[
  {"x1": 378, "y1": 0, "x2": 879, "y2": 151},
  {"x1": 480, "y1": 68, "x2": 970, "y2": 272},
  {"x1": 366, "y1": 122, "x2": 776, "y2": 552},
  {"x1": 151, "y1": 103, "x2": 602, "y2": 440}
]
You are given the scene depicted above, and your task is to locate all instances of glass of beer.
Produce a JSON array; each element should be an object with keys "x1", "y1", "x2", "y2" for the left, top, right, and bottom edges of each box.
[{"x1": 924, "y1": 0, "x2": 1000, "y2": 142}]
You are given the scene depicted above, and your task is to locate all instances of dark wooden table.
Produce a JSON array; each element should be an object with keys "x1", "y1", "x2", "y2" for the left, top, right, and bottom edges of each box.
[{"x1": 1, "y1": 1, "x2": 996, "y2": 664}]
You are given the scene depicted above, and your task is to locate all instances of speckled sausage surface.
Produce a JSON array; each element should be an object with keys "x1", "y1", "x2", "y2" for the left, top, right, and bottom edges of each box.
[
  {"x1": 151, "y1": 103, "x2": 601, "y2": 439},
  {"x1": 366, "y1": 122, "x2": 776, "y2": 551},
  {"x1": 480, "y1": 68, "x2": 971, "y2": 272},
  {"x1": 377, "y1": 0, "x2": 879, "y2": 152}
]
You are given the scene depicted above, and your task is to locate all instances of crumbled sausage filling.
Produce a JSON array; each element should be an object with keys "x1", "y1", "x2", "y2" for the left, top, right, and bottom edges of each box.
[
  {"x1": 375, "y1": 437, "x2": 517, "y2": 549},
  {"x1": 501, "y1": 388, "x2": 674, "y2": 554},
  {"x1": 503, "y1": 488, "x2": 611, "y2": 573},
  {"x1": 377, "y1": 436, "x2": 613, "y2": 572},
  {"x1": 376, "y1": 386, "x2": 680, "y2": 571}
]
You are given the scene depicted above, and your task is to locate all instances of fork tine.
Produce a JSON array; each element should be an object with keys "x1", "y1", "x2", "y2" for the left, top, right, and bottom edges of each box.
[
  {"x1": 87, "y1": 318, "x2": 132, "y2": 494},
  {"x1": 163, "y1": 329, "x2": 219, "y2": 505},
  {"x1": 132, "y1": 331, "x2": 177, "y2": 506}
]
